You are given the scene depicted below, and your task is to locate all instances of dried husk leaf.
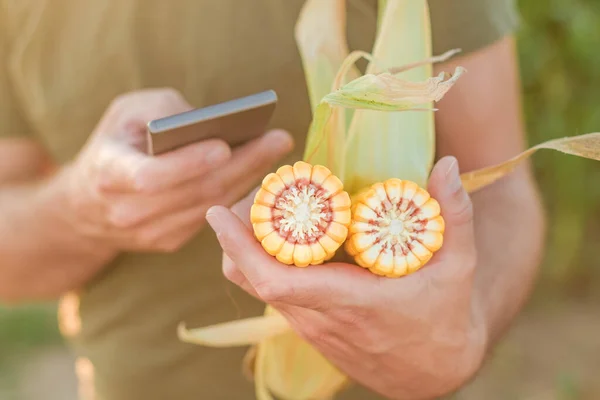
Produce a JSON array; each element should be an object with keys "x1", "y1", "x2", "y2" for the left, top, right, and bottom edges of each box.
[
  {"x1": 250, "y1": 307, "x2": 349, "y2": 400},
  {"x1": 177, "y1": 313, "x2": 289, "y2": 347},
  {"x1": 323, "y1": 67, "x2": 465, "y2": 111},
  {"x1": 461, "y1": 132, "x2": 600, "y2": 193}
]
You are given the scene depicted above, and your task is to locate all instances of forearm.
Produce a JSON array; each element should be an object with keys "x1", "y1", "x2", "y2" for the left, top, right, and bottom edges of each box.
[
  {"x1": 0, "y1": 169, "x2": 115, "y2": 302},
  {"x1": 471, "y1": 166, "x2": 546, "y2": 346}
]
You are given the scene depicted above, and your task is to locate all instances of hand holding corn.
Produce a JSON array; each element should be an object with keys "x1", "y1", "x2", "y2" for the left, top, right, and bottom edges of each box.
[
  {"x1": 204, "y1": 155, "x2": 486, "y2": 400},
  {"x1": 178, "y1": 1, "x2": 600, "y2": 399}
]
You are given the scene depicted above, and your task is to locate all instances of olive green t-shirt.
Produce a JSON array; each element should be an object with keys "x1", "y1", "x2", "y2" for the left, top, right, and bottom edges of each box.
[{"x1": 0, "y1": 1, "x2": 518, "y2": 399}]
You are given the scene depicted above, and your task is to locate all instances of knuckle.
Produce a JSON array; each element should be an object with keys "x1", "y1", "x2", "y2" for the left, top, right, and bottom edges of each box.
[
  {"x1": 121, "y1": 118, "x2": 146, "y2": 136},
  {"x1": 451, "y1": 191, "x2": 474, "y2": 225},
  {"x1": 222, "y1": 260, "x2": 244, "y2": 284},
  {"x1": 157, "y1": 87, "x2": 182, "y2": 99},
  {"x1": 93, "y1": 168, "x2": 113, "y2": 193},
  {"x1": 108, "y1": 203, "x2": 136, "y2": 229},
  {"x1": 129, "y1": 162, "x2": 154, "y2": 193},
  {"x1": 156, "y1": 87, "x2": 184, "y2": 107},
  {"x1": 108, "y1": 92, "x2": 135, "y2": 111}
]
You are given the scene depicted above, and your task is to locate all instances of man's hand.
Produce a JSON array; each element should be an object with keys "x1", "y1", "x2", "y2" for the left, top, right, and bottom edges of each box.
[
  {"x1": 56, "y1": 88, "x2": 294, "y2": 253},
  {"x1": 204, "y1": 156, "x2": 488, "y2": 400},
  {"x1": 0, "y1": 87, "x2": 294, "y2": 301}
]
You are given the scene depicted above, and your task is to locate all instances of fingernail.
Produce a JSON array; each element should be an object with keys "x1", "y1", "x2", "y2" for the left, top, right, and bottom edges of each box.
[
  {"x1": 445, "y1": 158, "x2": 463, "y2": 192},
  {"x1": 205, "y1": 207, "x2": 222, "y2": 234},
  {"x1": 206, "y1": 146, "x2": 230, "y2": 164}
]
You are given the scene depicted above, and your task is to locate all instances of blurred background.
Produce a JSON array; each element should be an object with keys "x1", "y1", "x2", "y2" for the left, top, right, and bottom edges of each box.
[{"x1": 2, "y1": 1, "x2": 600, "y2": 399}]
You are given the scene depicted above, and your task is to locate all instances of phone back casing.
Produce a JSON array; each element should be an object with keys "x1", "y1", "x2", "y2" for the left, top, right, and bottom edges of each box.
[{"x1": 146, "y1": 90, "x2": 277, "y2": 155}]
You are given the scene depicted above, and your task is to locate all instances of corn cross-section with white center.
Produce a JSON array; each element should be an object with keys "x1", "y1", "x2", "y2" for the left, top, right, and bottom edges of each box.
[
  {"x1": 345, "y1": 178, "x2": 445, "y2": 277},
  {"x1": 250, "y1": 161, "x2": 352, "y2": 267}
]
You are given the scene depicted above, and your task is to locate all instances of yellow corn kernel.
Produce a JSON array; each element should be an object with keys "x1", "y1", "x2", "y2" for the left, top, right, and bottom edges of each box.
[
  {"x1": 251, "y1": 161, "x2": 351, "y2": 267},
  {"x1": 345, "y1": 178, "x2": 445, "y2": 277}
]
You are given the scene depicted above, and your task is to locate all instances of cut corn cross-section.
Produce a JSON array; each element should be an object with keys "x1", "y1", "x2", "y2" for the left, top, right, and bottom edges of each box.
[
  {"x1": 346, "y1": 178, "x2": 444, "y2": 277},
  {"x1": 251, "y1": 161, "x2": 351, "y2": 267}
]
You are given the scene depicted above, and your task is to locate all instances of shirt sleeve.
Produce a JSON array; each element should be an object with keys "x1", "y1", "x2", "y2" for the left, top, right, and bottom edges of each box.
[{"x1": 430, "y1": 0, "x2": 520, "y2": 56}]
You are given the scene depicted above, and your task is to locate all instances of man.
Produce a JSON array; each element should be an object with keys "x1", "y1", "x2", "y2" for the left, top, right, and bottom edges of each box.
[{"x1": 0, "y1": 0, "x2": 545, "y2": 399}]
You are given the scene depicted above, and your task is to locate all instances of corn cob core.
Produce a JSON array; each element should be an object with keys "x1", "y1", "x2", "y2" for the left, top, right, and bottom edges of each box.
[
  {"x1": 345, "y1": 178, "x2": 445, "y2": 277},
  {"x1": 251, "y1": 161, "x2": 351, "y2": 267}
]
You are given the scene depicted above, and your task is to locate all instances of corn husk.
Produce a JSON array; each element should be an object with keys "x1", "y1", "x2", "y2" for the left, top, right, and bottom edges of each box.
[{"x1": 178, "y1": 0, "x2": 600, "y2": 399}]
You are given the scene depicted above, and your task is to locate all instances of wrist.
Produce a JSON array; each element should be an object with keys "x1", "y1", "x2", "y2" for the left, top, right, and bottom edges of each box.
[{"x1": 42, "y1": 164, "x2": 117, "y2": 262}]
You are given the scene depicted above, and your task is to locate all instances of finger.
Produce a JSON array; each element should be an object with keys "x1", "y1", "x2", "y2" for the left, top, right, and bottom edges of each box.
[
  {"x1": 224, "y1": 129, "x2": 294, "y2": 187},
  {"x1": 221, "y1": 187, "x2": 262, "y2": 298},
  {"x1": 205, "y1": 205, "x2": 282, "y2": 291},
  {"x1": 205, "y1": 205, "x2": 378, "y2": 309},
  {"x1": 222, "y1": 255, "x2": 261, "y2": 300},
  {"x1": 105, "y1": 173, "x2": 260, "y2": 233},
  {"x1": 205, "y1": 129, "x2": 293, "y2": 202},
  {"x1": 97, "y1": 88, "x2": 195, "y2": 141},
  {"x1": 102, "y1": 202, "x2": 209, "y2": 252},
  {"x1": 103, "y1": 178, "x2": 211, "y2": 229},
  {"x1": 99, "y1": 138, "x2": 231, "y2": 193},
  {"x1": 427, "y1": 156, "x2": 476, "y2": 264},
  {"x1": 135, "y1": 189, "x2": 262, "y2": 252}
]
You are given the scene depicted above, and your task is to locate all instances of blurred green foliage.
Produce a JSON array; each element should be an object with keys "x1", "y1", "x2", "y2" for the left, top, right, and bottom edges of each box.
[
  {"x1": 0, "y1": 304, "x2": 61, "y2": 363},
  {"x1": 0, "y1": 303, "x2": 62, "y2": 394},
  {"x1": 517, "y1": 0, "x2": 600, "y2": 291}
]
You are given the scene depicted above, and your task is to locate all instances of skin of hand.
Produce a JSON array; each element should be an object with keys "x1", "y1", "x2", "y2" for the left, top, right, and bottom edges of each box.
[
  {"x1": 0, "y1": 87, "x2": 294, "y2": 301},
  {"x1": 204, "y1": 155, "x2": 488, "y2": 400},
  {"x1": 55, "y1": 87, "x2": 295, "y2": 253}
]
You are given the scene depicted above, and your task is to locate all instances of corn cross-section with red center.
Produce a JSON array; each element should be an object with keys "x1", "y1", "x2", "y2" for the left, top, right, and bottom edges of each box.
[
  {"x1": 250, "y1": 161, "x2": 352, "y2": 267},
  {"x1": 345, "y1": 179, "x2": 445, "y2": 277}
]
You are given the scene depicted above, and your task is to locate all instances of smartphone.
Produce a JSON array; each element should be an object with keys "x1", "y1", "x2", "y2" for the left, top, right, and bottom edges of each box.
[{"x1": 146, "y1": 90, "x2": 278, "y2": 155}]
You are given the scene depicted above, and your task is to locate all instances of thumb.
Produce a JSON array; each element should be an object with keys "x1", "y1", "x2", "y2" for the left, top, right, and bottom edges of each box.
[
  {"x1": 427, "y1": 156, "x2": 475, "y2": 263},
  {"x1": 221, "y1": 187, "x2": 261, "y2": 294}
]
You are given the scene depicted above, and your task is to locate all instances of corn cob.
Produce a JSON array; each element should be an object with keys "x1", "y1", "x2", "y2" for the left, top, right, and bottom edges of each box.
[
  {"x1": 346, "y1": 178, "x2": 444, "y2": 277},
  {"x1": 250, "y1": 161, "x2": 351, "y2": 267}
]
